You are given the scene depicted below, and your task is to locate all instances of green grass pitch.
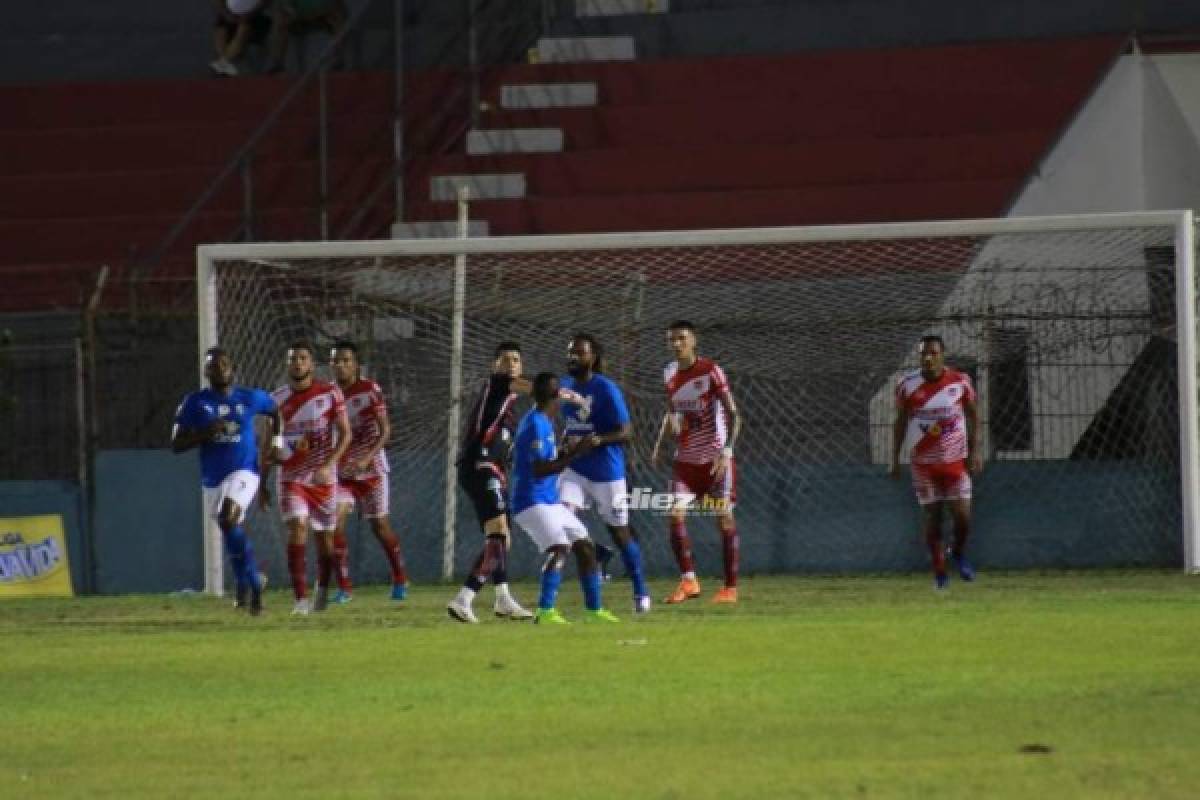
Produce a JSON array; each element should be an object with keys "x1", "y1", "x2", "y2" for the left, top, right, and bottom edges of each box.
[{"x1": 4, "y1": 572, "x2": 1199, "y2": 799}]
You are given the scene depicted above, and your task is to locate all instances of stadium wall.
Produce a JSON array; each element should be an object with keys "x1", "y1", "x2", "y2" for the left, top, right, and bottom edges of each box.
[
  {"x1": 5, "y1": 1, "x2": 1200, "y2": 84},
  {"x1": 0, "y1": 480, "x2": 87, "y2": 593}
]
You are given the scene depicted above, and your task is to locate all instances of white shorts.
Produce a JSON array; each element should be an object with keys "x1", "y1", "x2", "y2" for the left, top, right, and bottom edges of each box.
[
  {"x1": 514, "y1": 503, "x2": 591, "y2": 552},
  {"x1": 558, "y1": 469, "x2": 629, "y2": 527},
  {"x1": 202, "y1": 469, "x2": 260, "y2": 525}
]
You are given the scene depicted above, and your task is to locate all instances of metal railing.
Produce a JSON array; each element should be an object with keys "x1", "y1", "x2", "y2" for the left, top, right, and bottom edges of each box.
[{"x1": 137, "y1": 0, "x2": 551, "y2": 296}]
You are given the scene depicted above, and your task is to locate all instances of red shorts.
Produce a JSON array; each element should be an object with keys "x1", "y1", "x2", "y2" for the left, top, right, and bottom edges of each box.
[
  {"x1": 671, "y1": 458, "x2": 737, "y2": 509},
  {"x1": 279, "y1": 480, "x2": 337, "y2": 531},
  {"x1": 911, "y1": 460, "x2": 972, "y2": 506},
  {"x1": 336, "y1": 475, "x2": 389, "y2": 519}
]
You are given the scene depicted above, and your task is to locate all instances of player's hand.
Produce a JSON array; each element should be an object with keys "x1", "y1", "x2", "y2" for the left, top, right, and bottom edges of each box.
[
  {"x1": 969, "y1": 452, "x2": 984, "y2": 475},
  {"x1": 587, "y1": 434, "x2": 604, "y2": 449},
  {"x1": 567, "y1": 437, "x2": 594, "y2": 459},
  {"x1": 888, "y1": 461, "x2": 901, "y2": 480},
  {"x1": 293, "y1": 435, "x2": 311, "y2": 454},
  {"x1": 710, "y1": 453, "x2": 730, "y2": 481},
  {"x1": 203, "y1": 420, "x2": 226, "y2": 441},
  {"x1": 558, "y1": 388, "x2": 585, "y2": 406},
  {"x1": 315, "y1": 464, "x2": 334, "y2": 485},
  {"x1": 354, "y1": 456, "x2": 373, "y2": 473}
]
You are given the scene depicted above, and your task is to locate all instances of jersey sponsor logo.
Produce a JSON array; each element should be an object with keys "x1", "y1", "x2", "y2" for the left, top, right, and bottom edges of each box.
[
  {"x1": 235, "y1": 403, "x2": 246, "y2": 416},
  {"x1": 218, "y1": 404, "x2": 231, "y2": 416},
  {"x1": 203, "y1": 404, "x2": 215, "y2": 415}
]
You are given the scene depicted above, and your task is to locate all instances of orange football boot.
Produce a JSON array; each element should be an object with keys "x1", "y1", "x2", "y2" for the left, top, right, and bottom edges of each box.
[
  {"x1": 663, "y1": 577, "x2": 702, "y2": 604},
  {"x1": 711, "y1": 587, "x2": 738, "y2": 604}
]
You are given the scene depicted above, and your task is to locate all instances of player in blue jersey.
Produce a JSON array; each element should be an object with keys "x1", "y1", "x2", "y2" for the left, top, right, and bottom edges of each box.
[
  {"x1": 172, "y1": 347, "x2": 282, "y2": 615},
  {"x1": 559, "y1": 333, "x2": 651, "y2": 613},
  {"x1": 511, "y1": 372, "x2": 619, "y2": 625}
]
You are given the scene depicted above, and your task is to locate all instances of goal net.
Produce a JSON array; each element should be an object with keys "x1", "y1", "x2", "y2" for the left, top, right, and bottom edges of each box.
[{"x1": 197, "y1": 211, "x2": 1198, "y2": 595}]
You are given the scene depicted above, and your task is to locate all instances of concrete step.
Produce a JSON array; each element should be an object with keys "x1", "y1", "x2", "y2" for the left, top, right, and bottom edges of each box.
[
  {"x1": 466, "y1": 128, "x2": 565, "y2": 155},
  {"x1": 391, "y1": 220, "x2": 490, "y2": 238},
  {"x1": 430, "y1": 173, "x2": 526, "y2": 202},
  {"x1": 500, "y1": 82, "x2": 598, "y2": 109},
  {"x1": 576, "y1": 0, "x2": 669, "y2": 16},
  {"x1": 534, "y1": 36, "x2": 636, "y2": 62}
]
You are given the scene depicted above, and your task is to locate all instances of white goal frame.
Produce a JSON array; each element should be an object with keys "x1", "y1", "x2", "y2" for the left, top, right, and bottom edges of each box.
[{"x1": 196, "y1": 210, "x2": 1198, "y2": 594}]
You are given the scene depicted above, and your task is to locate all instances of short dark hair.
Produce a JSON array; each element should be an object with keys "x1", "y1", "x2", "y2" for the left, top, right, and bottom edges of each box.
[
  {"x1": 920, "y1": 334, "x2": 945, "y2": 351},
  {"x1": 667, "y1": 320, "x2": 696, "y2": 334},
  {"x1": 494, "y1": 341, "x2": 521, "y2": 359},
  {"x1": 533, "y1": 372, "x2": 559, "y2": 404},
  {"x1": 571, "y1": 332, "x2": 605, "y2": 373},
  {"x1": 331, "y1": 340, "x2": 358, "y2": 358},
  {"x1": 288, "y1": 339, "x2": 316, "y2": 357},
  {"x1": 204, "y1": 346, "x2": 229, "y2": 362}
]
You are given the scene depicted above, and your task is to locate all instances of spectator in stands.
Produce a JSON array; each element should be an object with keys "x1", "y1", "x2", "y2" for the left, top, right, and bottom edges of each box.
[
  {"x1": 211, "y1": 0, "x2": 272, "y2": 77},
  {"x1": 267, "y1": 0, "x2": 350, "y2": 74}
]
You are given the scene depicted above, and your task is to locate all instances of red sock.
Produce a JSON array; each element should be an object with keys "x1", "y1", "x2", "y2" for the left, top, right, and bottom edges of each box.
[
  {"x1": 926, "y1": 532, "x2": 946, "y2": 576},
  {"x1": 287, "y1": 543, "x2": 307, "y2": 599},
  {"x1": 669, "y1": 519, "x2": 696, "y2": 575},
  {"x1": 333, "y1": 532, "x2": 353, "y2": 591},
  {"x1": 721, "y1": 527, "x2": 739, "y2": 588},
  {"x1": 377, "y1": 529, "x2": 409, "y2": 585}
]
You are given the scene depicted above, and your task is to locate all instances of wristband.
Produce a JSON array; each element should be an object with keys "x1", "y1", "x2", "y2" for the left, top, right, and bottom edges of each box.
[
  {"x1": 722, "y1": 447, "x2": 734, "y2": 458},
  {"x1": 272, "y1": 435, "x2": 284, "y2": 449}
]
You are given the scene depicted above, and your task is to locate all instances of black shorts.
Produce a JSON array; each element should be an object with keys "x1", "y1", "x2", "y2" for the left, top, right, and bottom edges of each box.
[{"x1": 458, "y1": 462, "x2": 508, "y2": 526}]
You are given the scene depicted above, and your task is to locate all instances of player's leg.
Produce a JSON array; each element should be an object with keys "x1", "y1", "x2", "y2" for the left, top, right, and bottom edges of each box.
[
  {"x1": 922, "y1": 502, "x2": 948, "y2": 590},
  {"x1": 512, "y1": 504, "x2": 571, "y2": 624},
  {"x1": 557, "y1": 506, "x2": 619, "y2": 623},
  {"x1": 331, "y1": 492, "x2": 355, "y2": 600},
  {"x1": 280, "y1": 480, "x2": 313, "y2": 613},
  {"x1": 309, "y1": 484, "x2": 339, "y2": 611},
  {"x1": 447, "y1": 467, "x2": 529, "y2": 622},
  {"x1": 591, "y1": 477, "x2": 650, "y2": 612},
  {"x1": 946, "y1": 498, "x2": 975, "y2": 581},
  {"x1": 362, "y1": 476, "x2": 408, "y2": 600},
  {"x1": 708, "y1": 460, "x2": 739, "y2": 603},
  {"x1": 664, "y1": 462, "x2": 702, "y2": 604}
]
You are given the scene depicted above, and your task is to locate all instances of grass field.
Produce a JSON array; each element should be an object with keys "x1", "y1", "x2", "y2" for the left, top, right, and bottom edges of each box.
[{"x1": 3, "y1": 572, "x2": 1199, "y2": 799}]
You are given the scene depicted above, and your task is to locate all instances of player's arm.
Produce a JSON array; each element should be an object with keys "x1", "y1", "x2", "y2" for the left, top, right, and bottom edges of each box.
[
  {"x1": 170, "y1": 398, "x2": 222, "y2": 453},
  {"x1": 890, "y1": 402, "x2": 908, "y2": 479},
  {"x1": 711, "y1": 389, "x2": 740, "y2": 479},
  {"x1": 531, "y1": 437, "x2": 594, "y2": 478},
  {"x1": 318, "y1": 410, "x2": 353, "y2": 482},
  {"x1": 650, "y1": 411, "x2": 673, "y2": 468},
  {"x1": 357, "y1": 406, "x2": 391, "y2": 471},
  {"x1": 510, "y1": 375, "x2": 585, "y2": 406},
  {"x1": 964, "y1": 395, "x2": 983, "y2": 474}
]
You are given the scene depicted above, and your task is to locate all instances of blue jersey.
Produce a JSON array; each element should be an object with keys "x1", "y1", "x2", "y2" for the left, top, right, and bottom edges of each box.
[
  {"x1": 174, "y1": 386, "x2": 277, "y2": 488},
  {"x1": 560, "y1": 374, "x2": 630, "y2": 482},
  {"x1": 510, "y1": 409, "x2": 560, "y2": 514}
]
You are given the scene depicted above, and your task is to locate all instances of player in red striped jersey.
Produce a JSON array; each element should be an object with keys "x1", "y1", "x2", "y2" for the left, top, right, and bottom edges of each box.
[
  {"x1": 328, "y1": 341, "x2": 409, "y2": 603},
  {"x1": 651, "y1": 320, "x2": 743, "y2": 605},
  {"x1": 262, "y1": 340, "x2": 351, "y2": 615},
  {"x1": 890, "y1": 334, "x2": 983, "y2": 590}
]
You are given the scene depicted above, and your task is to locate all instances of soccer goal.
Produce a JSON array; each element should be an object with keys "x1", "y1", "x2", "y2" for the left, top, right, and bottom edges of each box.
[{"x1": 197, "y1": 210, "x2": 1198, "y2": 595}]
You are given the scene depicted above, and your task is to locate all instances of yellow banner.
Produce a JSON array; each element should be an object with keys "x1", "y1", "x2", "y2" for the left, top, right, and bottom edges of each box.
[{"x1": 0, "y1": 515, "x2": 74, "y2": 597}]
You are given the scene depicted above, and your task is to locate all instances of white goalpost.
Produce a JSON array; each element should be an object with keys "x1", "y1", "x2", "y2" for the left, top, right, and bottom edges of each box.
[{"x1": 196, "y1": 210, "x2": 1199, "y2": 596}]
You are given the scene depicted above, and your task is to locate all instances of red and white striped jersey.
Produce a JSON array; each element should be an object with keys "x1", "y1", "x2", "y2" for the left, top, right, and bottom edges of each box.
[
  {"x1": 272, "y1": 381, "x2": 347, "y2": 484},
  {"x1": 664, "y1": 357, "x2": 732, "y2": 465},
  {"x1": 895, "y1": 368, "x2": 976, "y2": 465},
  {"x1": 338, "y1": 379, "x2": 389, "y2": 480}
]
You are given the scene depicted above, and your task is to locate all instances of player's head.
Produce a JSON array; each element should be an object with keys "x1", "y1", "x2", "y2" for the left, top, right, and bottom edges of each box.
[
  {"x1": 919, "y1": 334, "x2": 946, "y2": 377},
  {"x1": 330, "y1": 340, "x2": 359, "y2": 385},
  {"x1": 287, "y1": 339, "x2": 316, "y2": 383},
  {"x1": 532, "y1": 371, "x2": 559, "y2": 411},
  {"x1": 203, "y1": 347, "x2": 234, "y2": 389},
  {"x1": 493, "y1": 341, "x2": 522, "y2": 378},
  {"x1": 567, "y1": 333, "x2": 604, "y2": 377},
  {"x1": 666, "y1": 320, "x2": 697, "y2": 361}
]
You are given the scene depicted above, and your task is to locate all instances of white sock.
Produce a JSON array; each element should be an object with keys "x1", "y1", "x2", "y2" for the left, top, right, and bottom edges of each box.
[
  {"x1": 494, "y1": 582, "x2": 511, "y2": 601},
  {"x1": 457, "y1": 587, "x2": 476, "y2": 605},
  {"x1": 682, "y1": 571, "x2": 697, "y2": 581}
]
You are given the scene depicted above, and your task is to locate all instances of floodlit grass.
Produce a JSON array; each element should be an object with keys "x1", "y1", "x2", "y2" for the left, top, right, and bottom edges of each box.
[{"x1": 3, "y1": 572, "x2": 1198, "y2": 799}]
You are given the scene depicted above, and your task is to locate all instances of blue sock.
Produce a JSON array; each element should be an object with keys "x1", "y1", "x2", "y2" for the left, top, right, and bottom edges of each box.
[
  {"x1": 241, "y1": 532, "x2": 261, "y2": 592},
  {"x1": 538, "y1": 567, "x2": 562, "y2": 610},
  {"x1": 222, "y1": 527, "x2": 248, "y2": 593},
  {"x1": 581, "y1": 570, "x2": 602, "y2": 611},
  {"x1": 619, "y1": 539, "x2": 648, "y2": 600}
]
